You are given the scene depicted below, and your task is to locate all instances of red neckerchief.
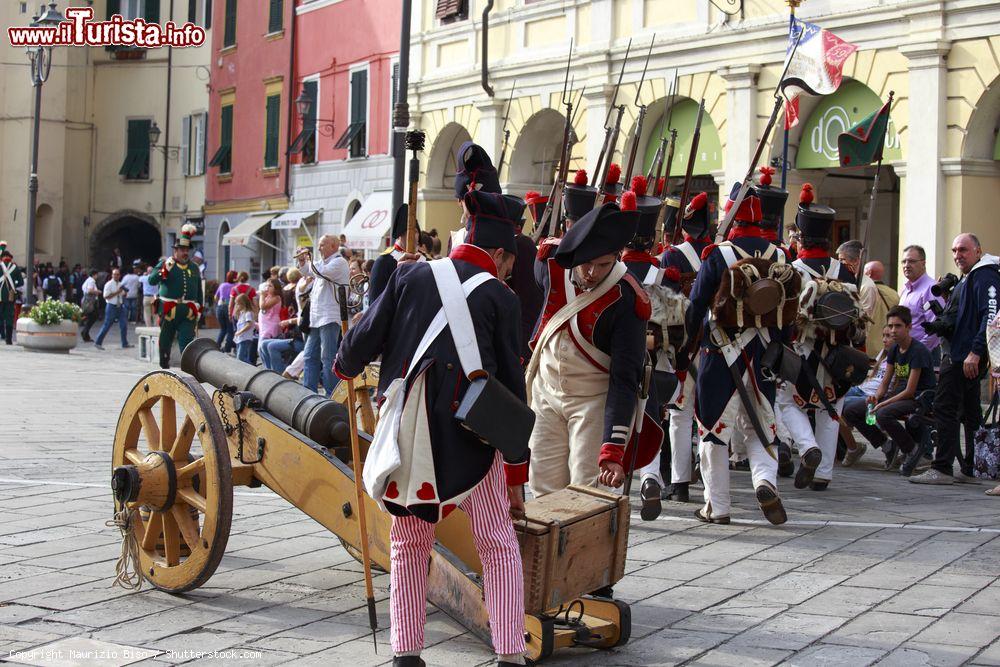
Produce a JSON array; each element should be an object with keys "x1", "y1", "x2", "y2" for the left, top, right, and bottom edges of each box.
[
  {"x1": 393, "y1": 242, "x2": 405, "y2": 253},
  {"x1": 621, "y1": 250, "x2": 659, "y2": 266},
  {"x1": 797, "y1": 247, "x2": 829, "y2": 260},
  {"x1": 683, "y1": 234, "x2": 711, "y2": 244},
  {"x1": 727, "y1": 225, "x2": 768, "y2": 240},
  {"x1": 449, "y1": 243, "x2": 498, "y2": 278}
]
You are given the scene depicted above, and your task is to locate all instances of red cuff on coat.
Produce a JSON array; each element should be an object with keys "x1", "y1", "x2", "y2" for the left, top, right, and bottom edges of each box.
[
  {"x1": 504, "y1": 460, "x2": 529, "y2": 486},
  {"x1": 598, "y1": 443, "x2": 625, "y2": 468},
  {"x1": 333, "y1": 359, "x2": 352, "y2": 381}
]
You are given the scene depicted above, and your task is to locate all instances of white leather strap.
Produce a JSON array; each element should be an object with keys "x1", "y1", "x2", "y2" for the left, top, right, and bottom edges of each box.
[
  {"x1": 676, "y1": 242, "x2": 702, "y2": 272},
  {"x1": 429, "y1": 258, "x2": 490, "y2": 378},
  {"x1": 406, "y1": 265, "x2": 492, "y2": 382},
  {"x1": 643, "y1": 265, "x2": 663, "y2": 286}
]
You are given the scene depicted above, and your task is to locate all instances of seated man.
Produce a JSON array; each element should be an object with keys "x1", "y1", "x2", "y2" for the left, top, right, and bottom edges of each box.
[
  {"x1": 842, "y1": 306, "x2": 936, "y2": 475},
  {"x1": 841, "y1": 325, "x2": 893, "y2": 467}
]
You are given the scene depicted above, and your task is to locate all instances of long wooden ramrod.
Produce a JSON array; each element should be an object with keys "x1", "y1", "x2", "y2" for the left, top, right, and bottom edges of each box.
[
  {"x1": 670, "y1": 99, "x2": 705, "y2": 246},
  {"x1": 404, "y1": 131, "x2": 425, "y2": 253}
]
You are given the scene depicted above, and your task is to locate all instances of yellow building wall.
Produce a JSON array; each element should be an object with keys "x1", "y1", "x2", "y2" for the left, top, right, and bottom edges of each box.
[
  {"x1": 645, "y1": 0, "x2": 697, "y2": 27},
  {"x1": 946, "y1": 37, "x2": 1000, "y2": 157}
]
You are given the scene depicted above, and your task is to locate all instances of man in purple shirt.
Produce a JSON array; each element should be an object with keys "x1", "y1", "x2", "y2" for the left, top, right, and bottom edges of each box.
[{"x1": 898, "y1": 245, "x2": 944, "y2": 364}]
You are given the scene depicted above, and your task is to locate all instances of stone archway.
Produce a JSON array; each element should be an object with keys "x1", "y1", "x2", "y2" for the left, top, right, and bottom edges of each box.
[
  {"x1": 507, "y1": 108, "x2": 567, "y2": 191},
  {"x1": 90, "y1": 210, "x2": 161, "y2": 271},
  {"x1": 426, "y1": 122, "x2": 473, "y2": 193}
]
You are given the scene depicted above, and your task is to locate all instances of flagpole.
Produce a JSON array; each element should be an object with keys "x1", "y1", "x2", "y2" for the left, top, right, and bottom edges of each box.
[
  {"x1": 779, "y1": 0, "x2": 801, "y2": 243},
  {"x1": 857, "y1": 90, "x2": 894, "y2": 290}
]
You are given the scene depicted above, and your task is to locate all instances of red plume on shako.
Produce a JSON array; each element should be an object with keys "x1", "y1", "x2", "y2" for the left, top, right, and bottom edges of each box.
[
  {"x1": 800, "y1": 182, "x2": 815, "y2": 205},
  {"x1": 630, "y1": 175, "x2": 648, "y2": 197},
  {"x1": 620, "y1": 191, "x2": 637, "y2": 212},
  {"x1": 606, "y1": 163, "x2": 622, "y2": 185},
  {"x1": 574, "y1": 169, "x2": 589, "y2": 186},
  {"x1": 758, "y1": 166, "x2": 775, "y2": 187}
]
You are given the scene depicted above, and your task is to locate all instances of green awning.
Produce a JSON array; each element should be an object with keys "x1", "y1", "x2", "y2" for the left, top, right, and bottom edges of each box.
[
  {"x1": 797, "y1": 79, "x2": 902, "y2": 169},
  {"x1": 642, "y1": 99, "x2": 723, "y2": 180}
]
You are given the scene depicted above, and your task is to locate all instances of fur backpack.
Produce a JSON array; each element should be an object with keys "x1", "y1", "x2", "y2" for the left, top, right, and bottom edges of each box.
[{"x1": 712, "y1": 243, "x2": 801, "y2": 330}]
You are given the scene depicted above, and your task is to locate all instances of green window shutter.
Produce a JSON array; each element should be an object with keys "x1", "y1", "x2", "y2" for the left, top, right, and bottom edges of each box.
[
  {"x1": 215, "y1": 104, "x2": 233, "y2": 172},
  {"x1": 223, "y1": 0, "x2": 237, "y2": 47},
  {"x1": 145, "y1": 0, "x2": 160, "y2": 24},
  {"x1": 205, "y1": 0, "x2": 212, "y2": 28},
  {"x1": 121, "y1": 119, "x2": 151, "y2": 180},
  {"x1": 268, "y1": 0, "x2": 282, "y2": 33},
  {"x1": 350, "y1": 69, "x2": 367, "y2": 157},
  {"x1": 264, "y1": 94, "x2": 280, "y2": 168},
  {"x1": 188, "y1": 0, "x2": 197, "y2": 23},
  {"x1": 107, "y1": 0, "x2": 121, "y2": 19}
]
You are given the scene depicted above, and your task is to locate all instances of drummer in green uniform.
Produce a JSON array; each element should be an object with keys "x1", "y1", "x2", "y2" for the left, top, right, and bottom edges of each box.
[
  {"x1": 149, "y1": 224, "x2": 203, "y2": 368},
  {"x1": 0, "y1": 241, "x2": 25, "y2": 345}
]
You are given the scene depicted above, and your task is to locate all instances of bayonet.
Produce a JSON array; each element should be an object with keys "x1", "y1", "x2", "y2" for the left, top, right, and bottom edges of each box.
[
  {"x1": 496, "y1": 79, "x2": 517, "y2": 175},
  {"x1": 623, "y1": 35, "x2": 655, "y2": 187},
  {"x1": 533, "y1": 40, "x2": 575, "y2": 241},
  {"x1": 591, "y1": 39, "x2": 632, "y2": 189}
]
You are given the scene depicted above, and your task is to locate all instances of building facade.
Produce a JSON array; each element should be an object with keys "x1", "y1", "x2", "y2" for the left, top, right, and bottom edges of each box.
[
  {"x1": 203, "y1": 0, "x2": 294, "y2": 281},
  {"x1": 287, "y1": 0, "x2": 401, "y2": 259},
  {"x1": 408, "y1": 0, "x2": 1000, "y2": 284},
  {"x1": 0, "y1": 0, "x2": 213, "y2": 272}
]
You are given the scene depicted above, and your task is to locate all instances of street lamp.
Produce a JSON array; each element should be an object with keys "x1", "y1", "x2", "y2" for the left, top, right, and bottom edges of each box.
[
  {"x1": 148, "y1": 121, "x2": 181, "y2": 159},
  {"x1": 294, "y1": 89, "x2": 335, "y2": 136},
  {"x1": 24, "y1": 2, "x2": 65, "y2": 307}
]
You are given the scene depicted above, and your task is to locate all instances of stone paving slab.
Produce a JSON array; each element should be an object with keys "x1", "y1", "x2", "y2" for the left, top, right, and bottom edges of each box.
[{"x1": 3, "y1": 340, "x2": 1000, "y2": 665}]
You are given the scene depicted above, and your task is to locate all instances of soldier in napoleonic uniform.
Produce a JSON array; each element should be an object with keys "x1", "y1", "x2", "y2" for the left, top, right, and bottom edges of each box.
[
  {"x1": 658, "y1": 191, "x2": 714, "y2": 503},
  {"x1": 333, "y1": 190, "x2": 529, "y2": 667},
  {"x1": 527, "y1": 194, "x2": 663, "y2": 499},
  {"x1": 369, "y1": 205, "x2": 418, "y2": 304},
  {"x1": 681, "y1": 181, "x2": 795, "y2": 526},
  {"x1": 776, "y1": 184, "x2": 860, "y2": 491},
  {"x1": 506, "y1": 194, "x2": 543, "y2": 361},
  {"x1": 448, "y1": 141, "x2": 503, "y2": 251},
  {"x1": 149, "y1": 224, "x2": 204, "y2": 369},
  {"x1": 0, "y1": 242, "x2": 25, "y2": 345},
  {"x1": 620, "y1": 176, "x2": 681, "y2": 520}
]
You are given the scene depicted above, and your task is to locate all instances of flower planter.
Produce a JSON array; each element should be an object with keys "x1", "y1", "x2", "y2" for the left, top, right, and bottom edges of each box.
[{"x1": 15, "y1": 317, "x2": 79, "y2": 353}]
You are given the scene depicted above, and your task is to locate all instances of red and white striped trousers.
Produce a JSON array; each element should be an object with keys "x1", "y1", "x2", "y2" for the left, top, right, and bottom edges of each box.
[{"x1": 389, "y1": 452, "x2": 526, "y2": 655}]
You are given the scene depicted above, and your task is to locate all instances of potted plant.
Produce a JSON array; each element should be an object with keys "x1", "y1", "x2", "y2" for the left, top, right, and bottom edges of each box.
[{"x1": 16, "y1": 298, "x2": 83, "y2": 353}]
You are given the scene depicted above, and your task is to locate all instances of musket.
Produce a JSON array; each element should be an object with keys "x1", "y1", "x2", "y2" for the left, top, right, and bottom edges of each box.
[
  {"x1": 532, "y1": 41, "x2": 574, "y2": 242},
  {"x1": 669, "y1": 99, "x2": 705, "y2": 246},
  {"x1": 623, "y1": 36, "x2": 655, "y2": 188},
  {"x1": 649, "y1": 70, "x2": 678, "y2": 192},
  {"x1": 590, "y1": 39, "x2": 632, "y2": 189},
  {"x1": 716, "y1": 27, "x2": 804, "y2": 243},
  {"x1": 593, "y1": 104, "x2": 626, "y2": 208},
  {"x1": 496, "y1": 80, "x2": 517, "y2": 175}
]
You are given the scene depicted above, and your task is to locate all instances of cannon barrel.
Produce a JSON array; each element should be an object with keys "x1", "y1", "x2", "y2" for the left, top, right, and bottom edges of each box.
[{"x1": 181, "y1": 338, "x2": 351, "y2": 448}]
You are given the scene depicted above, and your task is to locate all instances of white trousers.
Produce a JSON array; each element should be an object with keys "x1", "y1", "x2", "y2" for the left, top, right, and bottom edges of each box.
[
  {"x1": 639, "y1": 371, "x2": 696, "y2": 486},
  {"x1": 527, "y1": 377, "x2": 607, "y2": 498},
  {"x1": 699, "y1": 409, "x2": 778, "y2": 519},
  {"x1": 776, "y1": 386, "x2": 844, "y2": 482}
]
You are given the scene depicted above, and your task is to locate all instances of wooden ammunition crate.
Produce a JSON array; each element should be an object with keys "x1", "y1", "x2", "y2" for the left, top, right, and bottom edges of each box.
[{"x1": 515, "y1": 485, "x2": 630, "y2": 614}]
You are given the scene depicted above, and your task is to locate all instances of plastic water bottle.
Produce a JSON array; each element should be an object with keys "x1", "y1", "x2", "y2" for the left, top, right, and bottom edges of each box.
[{"x1": 865, "y1": 402, "x2": 877, "y2": 426}]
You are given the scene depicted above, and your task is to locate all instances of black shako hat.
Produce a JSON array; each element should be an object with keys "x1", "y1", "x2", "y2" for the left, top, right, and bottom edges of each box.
[
  {"x1": 627, "y1": 175, "x2": 662, "y2": 242},
  {"x1": 794, "y1": 183, "x2": 836, "y2": 238},
  {"x1": 554, "y1": 200, "x2": 639, "y2": 269},
  {"x1": 661, "y1": 195, "x2": 681, "y2": 237},
  {"x1": 756, "y1": 167, "x2": 788, "y2": 231},
  {"x1": 463, "y1": 190, "x2": 518, "y2": 254},
  {"x1": 454, "y1": 141, "x2": 502, "y2": 200},
  {"x1": 502, "y1": 194, "x2": 528, "y2": 230},
  {"x1": 391, "y1": 204, "x2": 419, "y2": 240},
  {"x1": 563, "y1": 169, "x2": 599, "y2": 222}
]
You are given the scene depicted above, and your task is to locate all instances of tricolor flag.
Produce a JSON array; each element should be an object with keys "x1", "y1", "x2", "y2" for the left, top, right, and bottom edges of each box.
[
  {"x1": 782, "y1": 18, "x2": 858, "y2": 129},
  {"x1": 837, "y1": 97, "x2": 891, "y2": 167}
]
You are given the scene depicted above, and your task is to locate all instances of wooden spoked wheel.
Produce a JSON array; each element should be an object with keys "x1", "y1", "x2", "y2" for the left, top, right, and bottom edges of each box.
[{"x1": 111, "y1": 371, "x2": 232, "y2": 593}]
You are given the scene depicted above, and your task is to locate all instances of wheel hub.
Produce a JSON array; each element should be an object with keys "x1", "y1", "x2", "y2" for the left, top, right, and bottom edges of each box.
[{"x1": 111, "y1": 451, "x2": 177, "y2": 511}]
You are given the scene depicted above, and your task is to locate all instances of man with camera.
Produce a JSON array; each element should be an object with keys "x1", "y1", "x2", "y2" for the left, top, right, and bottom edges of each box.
[{"x1": 911, "y1": 233, "x2": 1000, "y2": 485}]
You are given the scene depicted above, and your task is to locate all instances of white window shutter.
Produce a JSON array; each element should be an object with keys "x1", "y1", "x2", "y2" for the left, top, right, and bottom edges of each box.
[
  {"x1": 194, "y1": 113, "x2": 206, "y2": 175},
  {"x1": 181, "y1": 115, "x2": 191, "y2": 176}
]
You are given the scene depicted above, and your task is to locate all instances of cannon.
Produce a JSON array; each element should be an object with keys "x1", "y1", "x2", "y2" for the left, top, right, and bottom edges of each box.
[{"x1": 110, "y1": 338, "x2": 632, "y2": 662}]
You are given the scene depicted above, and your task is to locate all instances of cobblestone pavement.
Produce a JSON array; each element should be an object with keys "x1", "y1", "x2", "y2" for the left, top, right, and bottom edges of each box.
[{"x1": 1, "y1": 334, "x2": 999, "y2": 666}]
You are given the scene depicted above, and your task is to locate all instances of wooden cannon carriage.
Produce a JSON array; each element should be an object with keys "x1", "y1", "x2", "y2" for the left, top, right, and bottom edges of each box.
[{"x1": 109, "y1": 338, "x2": 632, "y2": 662}]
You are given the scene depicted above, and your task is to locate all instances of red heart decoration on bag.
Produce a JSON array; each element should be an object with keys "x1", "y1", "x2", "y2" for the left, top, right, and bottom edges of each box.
[
  {"x1": 385, "y1": 481, "x2": 399, "y2": 499},
  {"x1": 441, "y1": 504, "x2": 457, "y2": 518},
  {"x1": 416, "y1": 483, "x2": 436, "y2": 501}
]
